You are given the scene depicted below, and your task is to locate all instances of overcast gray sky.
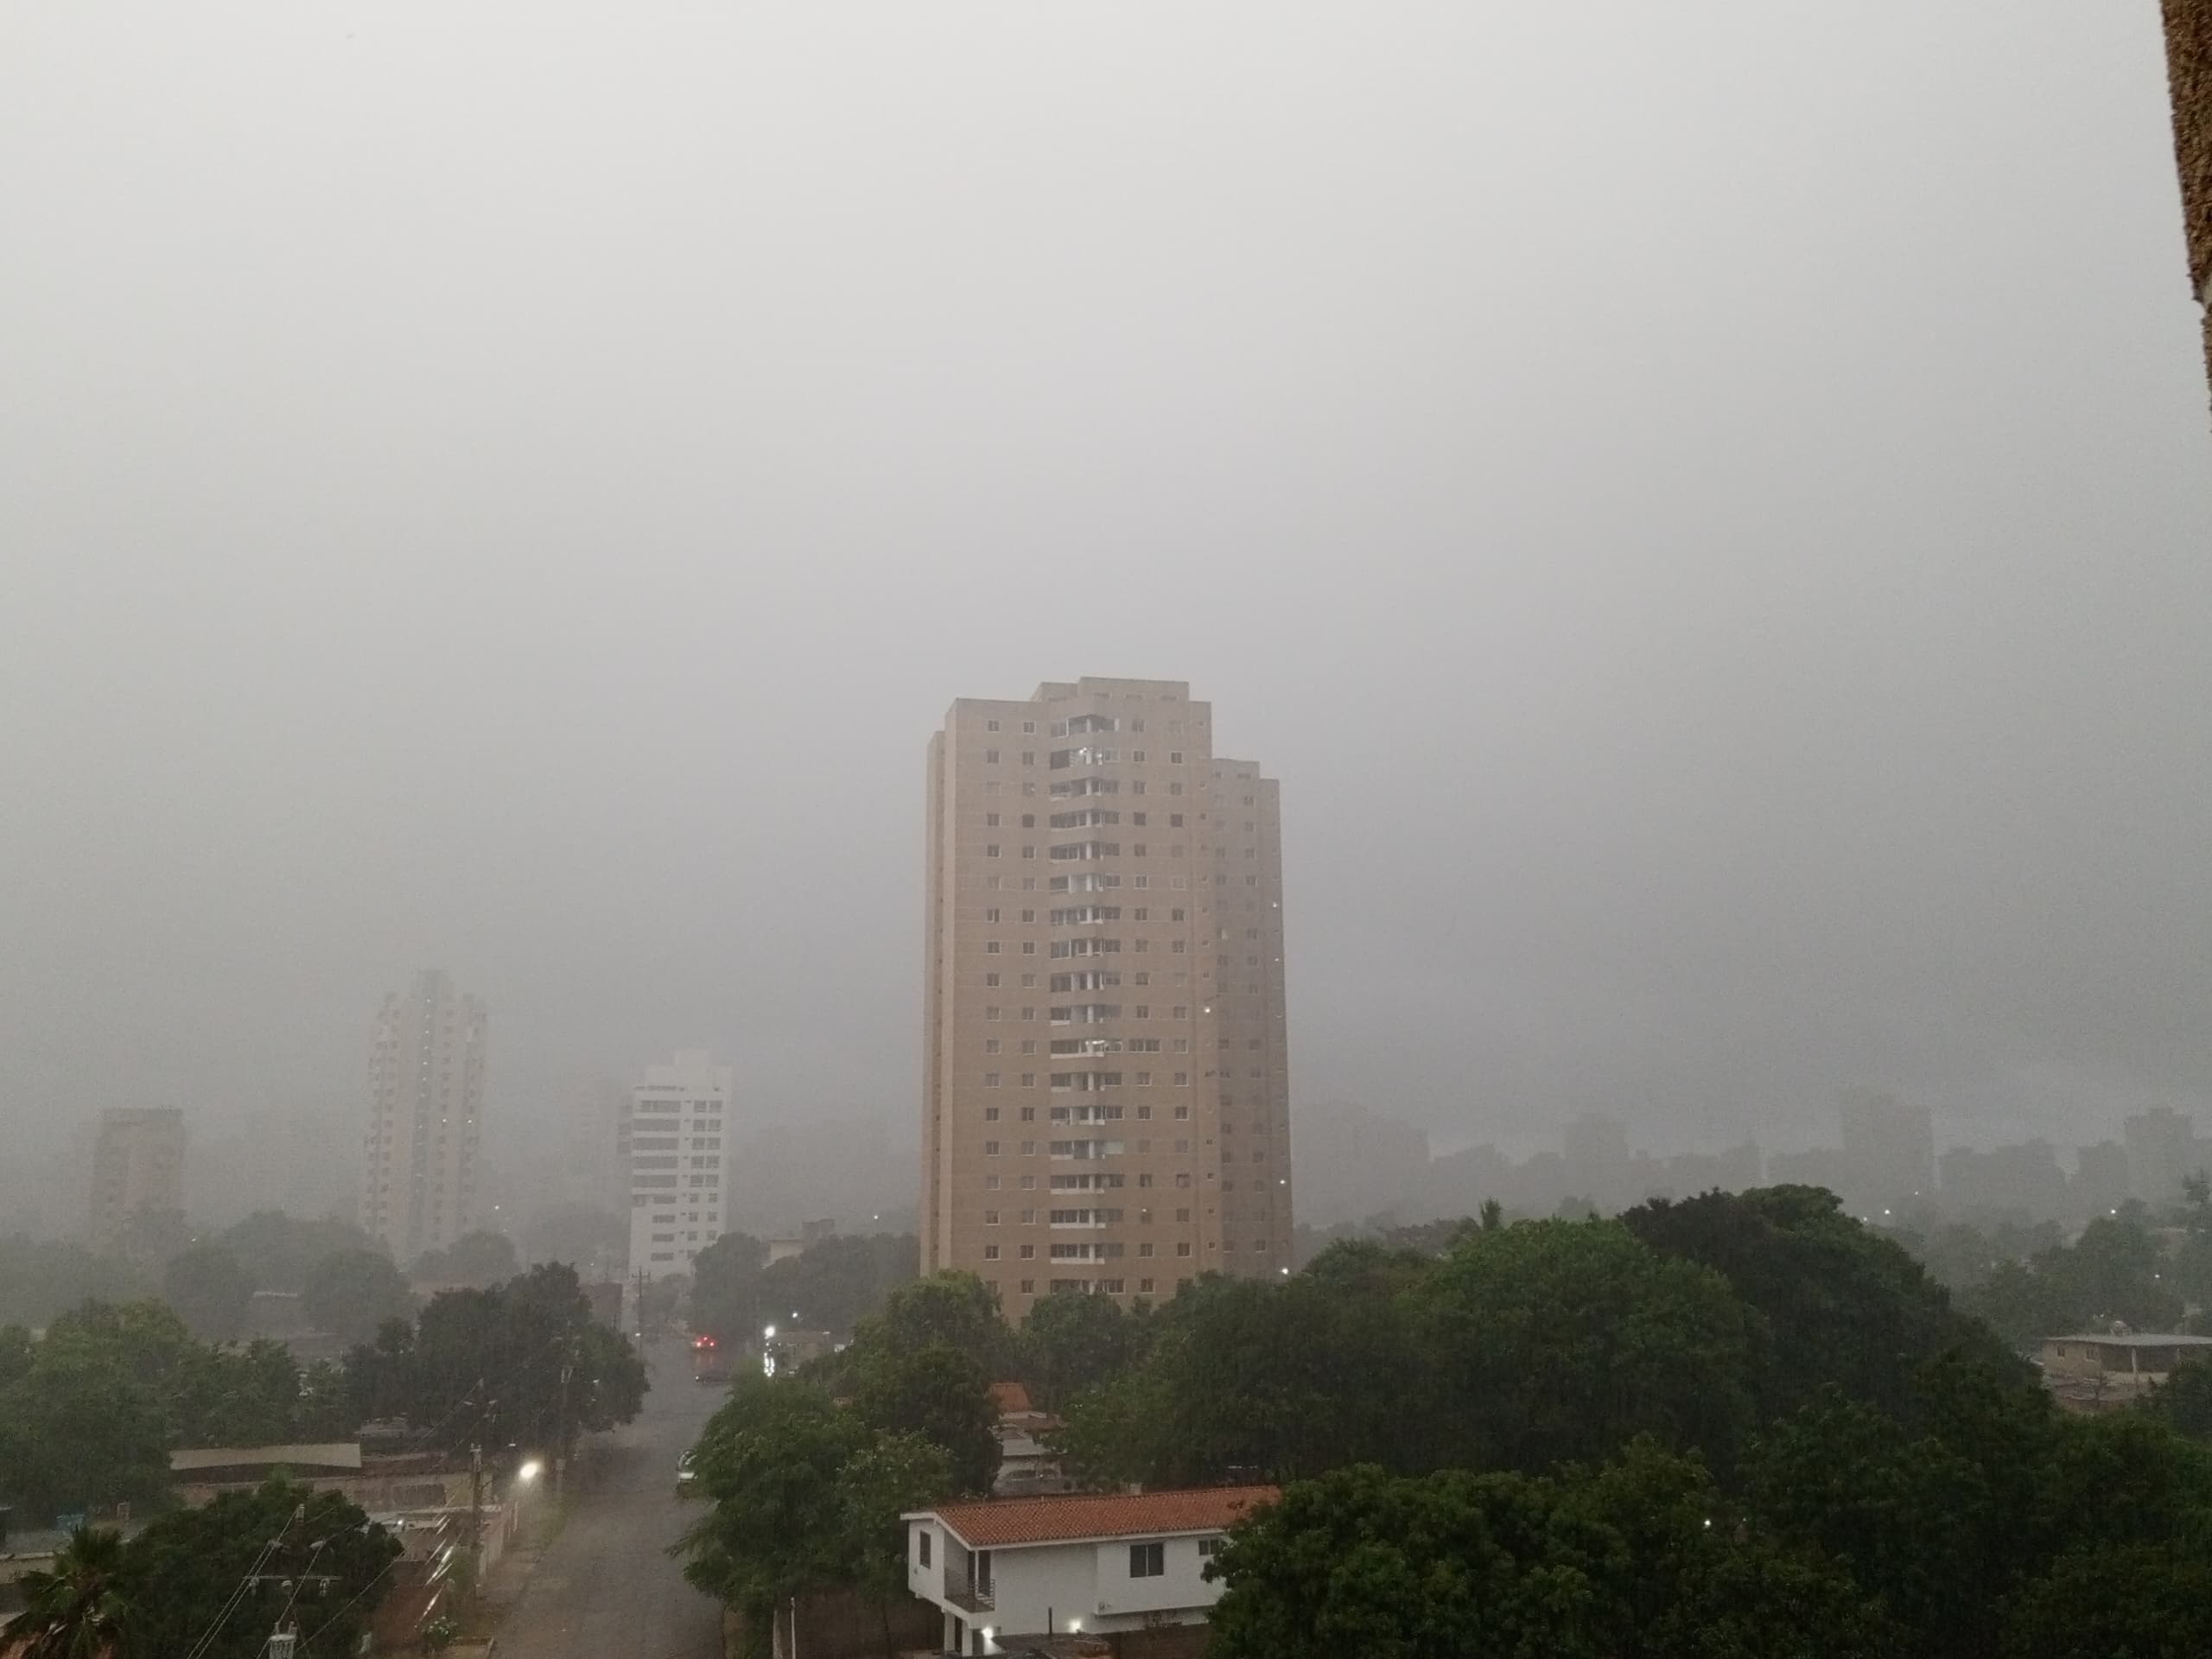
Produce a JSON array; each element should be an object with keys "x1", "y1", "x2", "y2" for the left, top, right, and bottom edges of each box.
[{"x1": 3, "y1": 3, "x2": 2208, "y2": 1181}]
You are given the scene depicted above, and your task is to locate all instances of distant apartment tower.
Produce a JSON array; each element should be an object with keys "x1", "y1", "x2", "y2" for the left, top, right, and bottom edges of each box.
[
  {"x1": 628, "y1": 1050, "x2": 732, "y2": 1280},
  {"x1": 2123, "y1": 1106, "x2": 2199, "y2": 1207},
  {"x1": 923, "y1": 677, "x2": 1291, "y2": 1319},
  {"x1": 360, "y1": 969, "x2": 487, "y2": 1265},
  {"x1": 89, "y1": 1107, "x2": 187, "y2": 1254},
  {"x1": 1835, "y1": 1090, "x2": 1934, "y2": 1214}
]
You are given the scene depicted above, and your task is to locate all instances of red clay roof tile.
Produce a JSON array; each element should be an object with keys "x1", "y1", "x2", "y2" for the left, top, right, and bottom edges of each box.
[{"x1": 921, "y1": 1485, "x2": 1279, "y2": 1548}]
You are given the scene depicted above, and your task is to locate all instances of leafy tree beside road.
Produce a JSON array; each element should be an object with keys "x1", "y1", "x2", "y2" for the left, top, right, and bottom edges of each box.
[
  {"x1": 680, "y1": 1374, "x2": 950, "y2": 1659},
  {"x1": 347, "y1": 1262, "x2": 645, "y2": 1455}
]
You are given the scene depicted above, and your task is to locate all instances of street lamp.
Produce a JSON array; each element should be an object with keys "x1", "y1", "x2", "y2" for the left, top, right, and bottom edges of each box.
[{"x1": 517, "y1": 1460, "x2": 543, "y2": 1484}]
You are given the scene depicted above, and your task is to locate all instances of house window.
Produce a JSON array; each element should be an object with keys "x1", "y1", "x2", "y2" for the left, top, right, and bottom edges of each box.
[
  {"x1": 1198, "y1": 1537, "x2": 1224, "y2": 1560},
  {"x1": 918, "y1": 1531, "x2": 931, "y2": 1567},
  {"x1": 1129, "y1": 1541, "x2": 1166, "y2": 1578}
]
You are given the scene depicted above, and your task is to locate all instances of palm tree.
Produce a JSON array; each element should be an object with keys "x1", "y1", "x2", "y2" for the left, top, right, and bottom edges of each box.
[{"x1": 14, "y1": 1526, "x2": 130, "y2": 1659}]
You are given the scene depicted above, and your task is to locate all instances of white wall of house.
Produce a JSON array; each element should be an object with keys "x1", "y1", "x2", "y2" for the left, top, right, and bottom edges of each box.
[{"x1": 906, "y1": 1520, "x2": 1227, "y2": 1645}]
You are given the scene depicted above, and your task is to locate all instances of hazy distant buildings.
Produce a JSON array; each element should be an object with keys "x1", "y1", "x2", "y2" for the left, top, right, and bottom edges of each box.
[
  {"x1": 1937, "y1": 1138, "x2": 2069, "y2": 1217},
  {"x1": 1835, "y1": 1090, "x2": 1934, "y2": 1214},
  {"x1": 191, "y1": 1106, "x2": 358, "y2": 1228},
  {"x1": 2073, "y1": 1140, "x2": 2132, "y2": 1216},
  {"x1": 922, "y1": 677, "x2": 1291, "y2": 1316},
  {"x1": 1561, "y1": 1113, "x2": 1634, "y2": 1212},
  {"x1": 89, "y1": 1106, "x2": 187, "y2": 1254},
  {"x1": 359, "y1": 969, "x2": 487, "y2": 1264},
  {"x1": 627, "y1": 1050, "x2": 732, "y2": 1280},
  {"x1": 2123, "y1": 1107, "x2": 2200, "y2": 1207},
  {"x1": 1291, "y1": 1103, "x2": 1430, "y2": 1226}
]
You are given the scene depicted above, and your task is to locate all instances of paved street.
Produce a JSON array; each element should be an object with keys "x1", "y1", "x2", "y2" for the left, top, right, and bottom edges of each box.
[{"x1": 494, "y1": 1338, "x2": 727, "y2": 1659}]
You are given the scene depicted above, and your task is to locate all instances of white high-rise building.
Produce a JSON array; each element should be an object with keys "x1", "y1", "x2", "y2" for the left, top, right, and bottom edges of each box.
[
  {"x1": 628, "y1": 1050, "x2": 733, "y2": 1280},
  {"x1": 360, "y1": 969, "x2": 487, "y2": 1265}
]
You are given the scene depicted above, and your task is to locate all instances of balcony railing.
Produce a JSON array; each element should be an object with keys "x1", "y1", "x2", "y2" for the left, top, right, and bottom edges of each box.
[{"x1": 943, "y1": 1573, "x2": 994, "y2": 1614}]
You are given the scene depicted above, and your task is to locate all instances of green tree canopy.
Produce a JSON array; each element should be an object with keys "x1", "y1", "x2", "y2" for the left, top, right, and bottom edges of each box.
[
  {"x1": 1960, "y1": 1212, "x2": 2184, "y2": 1350},
  {"x1": 1621, "y1": 1185, "x2": 2018, "y2": 1421},
  {"x1": 160, "y1": 1243, "x2": 256, "y2": 1344},
  {"x1": 409, "y1": 1230, "x2": 520, "y2": 1288},
  {"x1": 687, "y1": 1231, "x2": 769, "y2": 1344},
  {"x1": 681, "y1": 1374, "x2": 872, "y2": 1657},
  {"x1": 302, "y1": 1248, "x2": 413, "y2": 1344},
  {"x1": 1017, "y1": 1284, "x2": 1148, "y2": 1409},
  {"x1": 1205, "y1": 1448, "x2": 1886, "y2": 1659},
  {"x1": 13, "y1": 1525, "x2": 131, "y2": 1659},
  {"x1": 217, "y1": 1212, "x2": 379, "y2": 1294},
  {"x1": 851, "y1": 1340, "x2": 999, "y2": 1496},
  {"x1": 362, "y1": 1262, "x2": 645, "y2": 1452},
  {"x1": 113, "y1": 1478, "x2": 399, "y2": 1659},
  {"x1": 681, "y1": 1374, "x2": 957, "y2": 1659},
  {"x1": 1411, "y1": 1217, "x2": 1758, "y2": 1472}
]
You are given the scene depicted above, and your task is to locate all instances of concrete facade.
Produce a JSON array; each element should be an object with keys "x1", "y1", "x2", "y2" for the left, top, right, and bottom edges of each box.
[
  {"x1": 2165, "y1": 1, "x2": 2212, "y2": 390},
  {"x1": 923, "y1": 678, "x2": 1291, "y2": 1319},
  {"x1": 359, "y1": 969, "x2": 487, "y2": 1265},
  {"x1": 904, "y1": 1487, "x2": 1276, "y2": 1655},
  {"x1": 627, "y1": 1050, "x2": 733, "y2": 1280},
  {"x1": 88, "y1": 1106, "x2": 187, "y2": 1254}
]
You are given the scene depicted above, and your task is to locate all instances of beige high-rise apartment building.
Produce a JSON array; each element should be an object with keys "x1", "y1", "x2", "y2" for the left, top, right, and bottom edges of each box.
[
  {"x1": 924, "y1": 677, "x2": 1291, "y2": 1318},
  {"x1": 89, "y1": 1106, "x2": 187, "y2": 1255},
  {"x1": 360, "y1": 969, "x2": 487, "y2": 1265}
]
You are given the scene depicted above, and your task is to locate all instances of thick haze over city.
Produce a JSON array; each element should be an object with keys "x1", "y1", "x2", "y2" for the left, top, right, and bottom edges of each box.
[{"x1": 4, "y1": 3, "x2": 2209, "y2": 1220}]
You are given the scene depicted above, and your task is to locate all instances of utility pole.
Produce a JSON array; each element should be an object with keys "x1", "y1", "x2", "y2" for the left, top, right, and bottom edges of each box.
[
  {"x1": 468, "y1": 1442, "x2": 484, "y2": 1584},
  {"x1": 554, "y1": 1347, "x2": 575, "y2": 1503}
]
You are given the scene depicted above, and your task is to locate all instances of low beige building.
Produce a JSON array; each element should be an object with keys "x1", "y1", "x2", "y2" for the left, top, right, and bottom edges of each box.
[{"x1": 2039, "y1": 1330, "x2": 2212, "y2": 1413}]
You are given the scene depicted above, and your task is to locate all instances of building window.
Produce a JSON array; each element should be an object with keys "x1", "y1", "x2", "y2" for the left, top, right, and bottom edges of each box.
[
  {"x1": 983, "y1": 1244, "x2": 1001, "y2": 1260},
  {"x1": 1198, "y1": 1537, "x2": 1224, "y2": 1560},
  {"x1": 918, "y1": 1532, "x2": 931, "y2": 1567},
  {"x1": 984, "y1": 748, "x2": 1000, "y2": 764},
  {"x1": 1129, "y1": 1541, "x2": 1166, "y2": 1578}
]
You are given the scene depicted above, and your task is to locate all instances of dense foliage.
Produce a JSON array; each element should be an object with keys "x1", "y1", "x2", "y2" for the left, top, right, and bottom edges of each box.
[
  {"x1": 0, "y1": 1302, "x2": 353, "y2": 1523},
  {"x1": 1207, "y1": 1446, "x2": 1885, "y2": 1659},
  {"x1": 0, "y1": 1260, "x2": 642, "y2": 1525},
  {"x1": 14, "y1": 1482, "x2": 400, "y2": 1659},
  {"x1": 301, "y1": 1248, "x2": 415, "y2": 1344},
  {"x1": 680, "y1": 1373, "x2": 950, "y2": 1659},
  {"x1": 408, "y1": 1229, "x2": 522, "y2": 1288},
  {"x1": 688, "y1": 1230, "x2": 919, "y2": 1344},
  {"x1": 343, "y1": 1262, "x2": 645, "y2": 1453}
]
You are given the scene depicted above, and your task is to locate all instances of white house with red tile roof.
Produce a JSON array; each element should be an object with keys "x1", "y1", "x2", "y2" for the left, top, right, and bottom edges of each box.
[{"x1": 903, "y1": 1486, "x2": 1277, "y2": 1656}]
